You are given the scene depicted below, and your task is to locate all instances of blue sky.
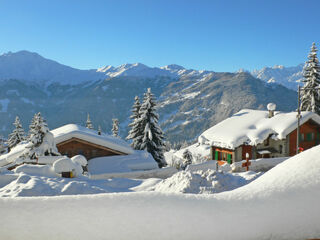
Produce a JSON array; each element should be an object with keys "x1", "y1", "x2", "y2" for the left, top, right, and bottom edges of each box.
[{"x1": 0, "y1": 0, "x2": 319, "y2": 72}]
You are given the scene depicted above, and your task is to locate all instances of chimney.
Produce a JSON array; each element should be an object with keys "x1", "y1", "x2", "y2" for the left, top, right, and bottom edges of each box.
[{"x1": 267, "y1": 103, "x2": 276, "y2": 118}]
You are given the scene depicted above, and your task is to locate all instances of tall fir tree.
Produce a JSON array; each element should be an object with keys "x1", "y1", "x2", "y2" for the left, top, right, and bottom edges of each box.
[
  {"x1": 8, "y1": 116, "x2": 26, "y2": 149},
  {"x1": 25, "y1": 112, "x2": 60, "y2": 159},
  {"x1": 136, "y1": 88, "x2": 166, "y2": 167},
  {"x1": 86, "y1": 113, "x2": 93, "y2": 129},
  {"x1": 112, "y1": 118, "x2": 119, "y2": 137},
  {"x1": 301, "y1": 42, "x2": 320, "y2": 114},
  {"x1": 126, "y1": 96, "x2": 143, "y2": 149},
  {"x1": 28, "y1": 113, "x2": 38, "y2": 138}
]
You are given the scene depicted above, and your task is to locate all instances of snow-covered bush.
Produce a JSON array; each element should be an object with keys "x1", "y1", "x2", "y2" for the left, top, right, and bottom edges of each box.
[{"x1": 182, "y1": 149, "x2": 193, "y2": 169}]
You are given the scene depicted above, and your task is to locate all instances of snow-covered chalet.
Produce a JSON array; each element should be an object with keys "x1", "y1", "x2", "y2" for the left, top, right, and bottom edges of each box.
[
  {"x1": 199, "y1": 105, "x2": 320, "y2": 163},
  {"x1": 51, "y1": 124, "x2": 134, "y2": 160}
]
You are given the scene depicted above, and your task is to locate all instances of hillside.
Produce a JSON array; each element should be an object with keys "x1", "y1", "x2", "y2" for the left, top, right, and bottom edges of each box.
[{"x1": 0, "y1": 51, "x2": 297, "y2": 143}]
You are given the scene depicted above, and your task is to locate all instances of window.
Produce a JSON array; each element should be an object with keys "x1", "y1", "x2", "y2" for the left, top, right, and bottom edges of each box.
[
  {"x1": 227, "y1": 154, "x2": 232, "y2": 164},
  {"x1": 306, "y1": 133, "x2": 314, "y2": 141},
  {"x1": 279, "y1": 145, "x2": 283, "y2": 154},
  {"x1": 215, "y1": 151, "x2": 219, "y2": 160},
  {"x1": 300, "y1": 133, "x2": 304, "y2": 142}
]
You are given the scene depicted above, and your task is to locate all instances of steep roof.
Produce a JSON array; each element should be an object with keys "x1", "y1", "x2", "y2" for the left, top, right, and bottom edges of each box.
[
  {"x1": 51, "y1": 124, "x2": 134, "y2": 155},
  {"x1": 199, "y1": 109, "x2": 320, "y2": 150}
]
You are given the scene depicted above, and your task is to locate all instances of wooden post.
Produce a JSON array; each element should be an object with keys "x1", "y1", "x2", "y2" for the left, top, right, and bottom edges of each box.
[
  {"x1": 245, "y1": 153, "x2": 249, "y2": 171},
  {"x1": 242, "y1": 153, "x2": 251, "y2": 171},
  {"x1": 297, "y1": 85, "x2": 301, "y2": 155}
]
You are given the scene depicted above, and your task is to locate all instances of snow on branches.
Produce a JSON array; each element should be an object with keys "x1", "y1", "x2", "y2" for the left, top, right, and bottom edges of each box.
[
  {"x1": 301, "y1": 42, "x2": 320, "y2": 114},
  {"x1": 86, "y1": 113, "x2": 93, "y2": 130},
  {"x1": 127, "y1": 89, "x2": 166, "y2": 168},
  {"x1": 112, "y1": 118, "x2": 119, "y2": 137},
  {"x1": 8, "y1": 116, "x2": 26, "y2": 149},
  {"x1": 24, "y1": 112, "x2": 60, "y2": 159},
  {"x1": 126, "y1": 96, "x2": 142, "y2": 149}
]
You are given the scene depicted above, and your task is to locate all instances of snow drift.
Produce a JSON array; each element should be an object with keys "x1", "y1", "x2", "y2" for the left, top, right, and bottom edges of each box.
[{"x1": 1, "y1": 145, "x2": 320, "y2": 239}]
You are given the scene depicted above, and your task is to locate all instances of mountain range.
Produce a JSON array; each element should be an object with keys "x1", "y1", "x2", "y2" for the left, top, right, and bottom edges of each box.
[{"x1": 0, "y1": 51, "x2": 299, "y2": 143}]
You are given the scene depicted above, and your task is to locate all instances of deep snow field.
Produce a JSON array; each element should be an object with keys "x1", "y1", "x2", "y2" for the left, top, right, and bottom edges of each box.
[
  {"x1": 0, "y1": 164, "x2": 260, "y2": 197},
  {"x1": 1, "y1": 145, "x2": 320, "y2": 239}
]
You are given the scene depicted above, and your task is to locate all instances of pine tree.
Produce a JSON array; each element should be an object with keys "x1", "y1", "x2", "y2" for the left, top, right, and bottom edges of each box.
[
  {"x1": 28, "y1": 113, "x2": 38, "y2": 138},
  {"x1": 301, "y1": 42, "x2": 320, "y2": 114},
  {"x1": 137, "y1": 88, "x2": 166, "y2": 167},
  {"x1": 112, "y1": 118, "x2": 119, "y2": 137},
  {"x1": 182, "y1": 149, "x2": 193, "y2": 169},
  {"x1": 25, "y1": 113, "x2": 60, "y2": 159},
  {"x1": 126, "y1": 96, "x2": 143, "y2": 149},
  {"x1": 8, "y1": 116, "x2": 26, "y2": 149},
  {"x1": 86, "y1": 113, "x2": 93, "y2": 129}
]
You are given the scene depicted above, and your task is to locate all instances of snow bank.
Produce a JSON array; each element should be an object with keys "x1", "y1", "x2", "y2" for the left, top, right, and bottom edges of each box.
[
  {"x1": 153, "y1": 169, "x2": 261, "y2": 194},
  {"x1": 0, "y1": 142, "x2": 28, "y2": 167},
  {"x1": 14, "y1": 164, "x2": 57, "y2": 177},
  {"x1": 232, "y1": 157, "x2": 289, "y2": 172},
  {"x1": 91, "y1": 167, "x2": 177, "y2": 180},
  {"x1": 71, "y1": 155, "x2": 87, "y2": 166},
  {"x1": 1, "y1": 145, "x2": 320, "y2": 239},
  {"x1": 53, "y1": 157, "x2": 77, "y2": 173},
  {"x1": 186, "y1": 160, "x2": 232, "y2": 172},
  {"x1": 88, "y1": 151, "x2": 158, "y2": 175}
]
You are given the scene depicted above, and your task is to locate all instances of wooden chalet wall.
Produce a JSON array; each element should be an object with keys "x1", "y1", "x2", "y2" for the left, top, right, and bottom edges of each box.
[
  {"x1": 288, "y1": 120, "x2": 320, "y2": 156},
  {"x1": 57, "y1": 138, "x2": 125, "y2": 160}
]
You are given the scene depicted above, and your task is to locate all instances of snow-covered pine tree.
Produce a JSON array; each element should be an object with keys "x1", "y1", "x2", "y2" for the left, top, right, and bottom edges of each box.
[
  {"x1": 112, "y1": 118, "x2": 119, "y2": 137},
  {"x1": 137, "y1": 88, "x2": 166, "y2": 167},
  {"x1": 86, "y1": 113, "x2": 93, "y2": 129},
  {"x1": 28, "y1": 113, "x2": 38, "y2": 138},
  {"x1": 182, "y1": 149, "x2": 193, "y2": 169},
  {"x1": 8, "y1": 116, "x2": 26, "y2": 149},
  {"x1": 25, "y1": 112, "x2": 60, "y2": 159},
  {"x1": 126, "y1": 96, "x2": 143, "y2": 149},
  {"x1": 301, "y1": 42, "x2": 320, "y2": 114}
]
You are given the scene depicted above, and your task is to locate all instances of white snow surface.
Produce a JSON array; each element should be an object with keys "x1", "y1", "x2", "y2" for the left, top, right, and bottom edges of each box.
[
  {"x1": 152, "y1": 169, "x2": 261, "y2": 194},
  {"x1": 199, "y1": 109, "x2": 320, "y2": 149},
  {"x1": 88, "y1": 150, "x2": 158, "y2": 175},
  {"x1": 71, "y1": 155, "x2": 87, "y2": 166},
  {"x1": 51, "y1": 124, "x2": 134, "y2": 155},
  {"x1": 53, "y1": 157, "x2": 78, "y2": 173},
  {"x1": 0, "y1": 142, "x2": 29, "y2": 167},
  {"x1": 0, "y1": 145, "x2": 320, "y2": 239}
]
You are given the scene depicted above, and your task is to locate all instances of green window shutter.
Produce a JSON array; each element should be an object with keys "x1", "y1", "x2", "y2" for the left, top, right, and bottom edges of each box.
[
  {"x1": 306, "y1": 133, "x2": 312, "y2": 141},
  {"x1": 227, "y1": 154, "x2": 232, "y2": 164},
  {"x1": 300, "y1": 133, "x2": 304, "y2": 142},
  {"x1": 215, "y1": 151, "x2": 219, "y2": 160}
]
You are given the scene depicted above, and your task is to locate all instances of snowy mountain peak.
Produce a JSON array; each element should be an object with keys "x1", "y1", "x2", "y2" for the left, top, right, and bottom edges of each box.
[
  {"x1": 273, "y1": 65, "x2": 284, "y2": 69},
  {"x1": 251, "y1": 64, "x2": 304, "y2": 90},
  {"x1": 161, "y1": 64, "x2": 185, "y2": 71}
]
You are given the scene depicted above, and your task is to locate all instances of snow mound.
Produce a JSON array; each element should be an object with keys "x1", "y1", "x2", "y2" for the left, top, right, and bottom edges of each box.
[
  {"x1": 71, "y1": 155, "x2": 87, "y2": 166},
  {"x1": 14, "y1": 164, "x2": 57, "y2": 177},
  {"x1": 53, "y1": 157, "x2": 76, "y2": 173},
  {"x1": 88, "y1": 151, "x2": 158, "y2": 175},
  {"x1": 153, "y1": 169, "x2": 261, "y2": 194}
]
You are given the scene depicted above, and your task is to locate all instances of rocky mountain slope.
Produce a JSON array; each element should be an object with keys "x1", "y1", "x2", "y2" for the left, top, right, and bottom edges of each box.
[
  {"x1": 0, "y1": 51, "x2": 297, "y2": 143},
  {"x1": 251, "y1": 64, "x2": 304, "y2": 90}
]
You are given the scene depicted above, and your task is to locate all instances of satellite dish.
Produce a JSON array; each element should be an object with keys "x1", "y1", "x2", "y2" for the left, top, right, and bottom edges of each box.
[{"x1": 267, "y1": 103, "x2": 276, "y2": 111}]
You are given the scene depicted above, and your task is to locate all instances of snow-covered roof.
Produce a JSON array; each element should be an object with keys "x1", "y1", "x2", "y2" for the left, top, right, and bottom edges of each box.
[
  {"x1": 51, "y1": 124, "x2": 134, "y2": 155},
  {"x1": 88, "y1": 150, "x2": 158, "y2": 175},
  {"x1": 199, "y1": 109, "x2": 320, "y2": 150}
]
